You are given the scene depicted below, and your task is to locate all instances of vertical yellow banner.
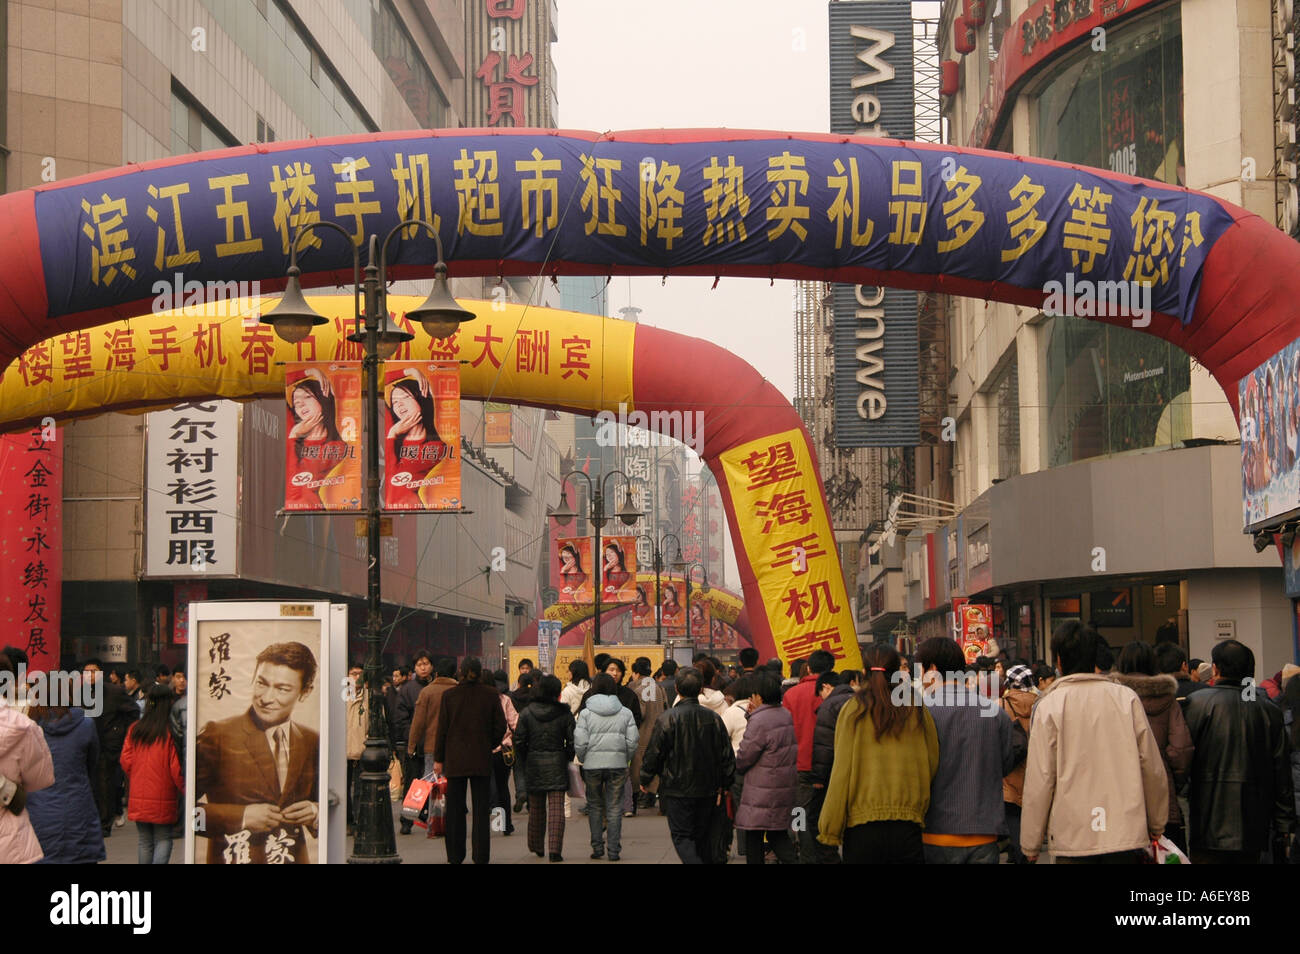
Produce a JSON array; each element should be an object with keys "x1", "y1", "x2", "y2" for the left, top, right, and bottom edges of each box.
[{"x1": 719, "y1": 428, "x2": 862, "y2": 671}]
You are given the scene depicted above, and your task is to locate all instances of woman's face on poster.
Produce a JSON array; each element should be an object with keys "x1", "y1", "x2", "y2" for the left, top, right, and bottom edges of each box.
[
  {"x1": 604, "y1": 546, "x2": 618, "y2": 569},
  {"x1": 292, "y1": 387, "x2": 322, "y2": 424},
  {"x1": 560, "y1": 547, "x2": 576, "y2": 570},
  {"x1": 391, "y1": 386, "x2": 421, "y2": 424}
]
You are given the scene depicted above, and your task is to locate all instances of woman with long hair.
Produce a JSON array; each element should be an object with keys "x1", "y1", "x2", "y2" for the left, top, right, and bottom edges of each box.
[
  {"x1": 384, "y1": 367, "x2": 450, "y2": 508},
  {"x1": 818, "y1": 644, "x2": 939, "y2": 863},
  {"x1": 631, "y1": 584, "x2": 651, "y2": 626},
  {"x1": 560, "y1": 659, "x2": 591, "y2": 715},
  {"x1": 285, "y1": 368, "x2": 350, "y2": 509},
  {"x1": 119, "y1": 684, "x2": 184, "y2": 864},
  {"x1": 25, "y1": 702, "x2": 105, "y2": 864},
  {"x1": 601, "y1": 542, "x2": 631, "y2": 596},
  {"x1": 661, "y1": 583, "x2": 681, "y2": 619},
  {"x1": 558, "y1": 544, "x2": 587, "y2": 595}
]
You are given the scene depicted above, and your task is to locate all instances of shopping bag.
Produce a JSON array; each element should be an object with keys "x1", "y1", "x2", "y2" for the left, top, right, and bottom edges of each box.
[
  {"x1": 1145, "y1": 835, "x2": 1190, "y2": 864},
  {"x1": 706, "y1": 797, "x2": 732, "y2": 864},
  {"x1": 425, "y1": 775, "x2": 448, "y2": 838},
  {"x1": 567, "y1": 762, "x2": 586, "y2": 799},
  {"x1": 388, "y1": 756, "x2": 404, "y2": 799},
  {"x1": 400, "y1": 773, "x2": 436, "y2": 824}
]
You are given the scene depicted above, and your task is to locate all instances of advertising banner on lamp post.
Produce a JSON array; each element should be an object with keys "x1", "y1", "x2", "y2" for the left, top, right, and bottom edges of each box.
[
  {"x1": 382, "y1": 362, "x2": 461, "y2": 511},
  {"x1": 284, "y1": 363, "x2": 362, "y2": 511}
]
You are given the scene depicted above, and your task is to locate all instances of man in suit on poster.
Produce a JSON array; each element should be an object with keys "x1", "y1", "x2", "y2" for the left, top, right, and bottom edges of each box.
[{"x1": 195, "y1": 641, "x2": 320, "y2": 864}]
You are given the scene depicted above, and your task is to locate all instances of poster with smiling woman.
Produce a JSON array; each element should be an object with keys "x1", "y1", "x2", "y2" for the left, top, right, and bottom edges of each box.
[
  {"x1": 284, "y1": 364, "x2": 361, "y2": 511},
  {"x1": 382, "y1": 363, "x2": 461, "y2": 511}
]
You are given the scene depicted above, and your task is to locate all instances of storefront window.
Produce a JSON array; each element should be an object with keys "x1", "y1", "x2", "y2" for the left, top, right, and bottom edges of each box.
[
  {"x1": 1035, "y1": 6, "x2": 1183, "y2": 184},
  {"x1": 1045, "y1": 316, "x2": 1191, "y2": 467}
]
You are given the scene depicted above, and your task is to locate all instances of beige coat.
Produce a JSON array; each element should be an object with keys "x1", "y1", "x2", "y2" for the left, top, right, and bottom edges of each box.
[
  {"x1": 1020, "y1": 674, "x2": 1169, "y2": 858},
  {"x1": 345, "y1": 685, "x2": 366, "y2": 761}
]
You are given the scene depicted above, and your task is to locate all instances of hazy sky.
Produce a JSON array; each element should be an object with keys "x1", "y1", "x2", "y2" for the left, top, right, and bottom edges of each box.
[
  {"x1": 552, "y1": 1, "x2": 941, "y2": 402},
  {"x1": 553, "y1": 0, "x2": 837, "y2": 401}
]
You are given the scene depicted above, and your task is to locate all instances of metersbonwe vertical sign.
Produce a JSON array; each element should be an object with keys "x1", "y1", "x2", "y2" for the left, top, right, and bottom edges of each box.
[{"x1": 828, "y1": 0, "x2": 920, "y2": 447}]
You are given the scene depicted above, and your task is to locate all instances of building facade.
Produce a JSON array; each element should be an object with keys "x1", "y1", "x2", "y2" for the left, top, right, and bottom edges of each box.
[{"x1": 915, "y1": 0, "x2": 1296, "y2": 673}]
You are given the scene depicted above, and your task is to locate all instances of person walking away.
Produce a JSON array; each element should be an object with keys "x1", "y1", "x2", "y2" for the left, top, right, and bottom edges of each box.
[
  {"x1": 627, "y1": 658, "x2": 667, "y2": 812},
  {"x1": 721, "y1": 674, "x2": 755, "y2": 856},
  {"x1": 489, "y1": 673, "x2": 519, "y2": 836},
  {"x1": 658, "y1": 659, "x2": 678, "y2": 708},
  {"x1": 734, "y1": 672, "x2": 798, "y2": 864},
  {"x1": 809, "y1": 669, "x2": 860, "y2": 794},
  {"x1": 575, "y1": 673, "x2": 639, "y2": 860},
  {"x1": 818, "y1": 644, "x2": 939, "y2": 863},
  {"x1": 639, "y1": 667, "x2": 736, "y2": 864},
  {"x1": 1183, "y1": 639, "x2": 1295, "y2": 863},
  {"x1": 508, "y1": 670, "x2": 536, "y2": 812},
  {"x1": 395, "y1": 652, "x2": 434, "y2": 834},
  {"x1": 119, "y1": 685, "x2": 185, "y2": 864},
  {"x1": 82, "y1": 658, "x2": 139, "y2": 839},
  {"x1": 1112, "y1": 641, "x2": 1194, "y2": 855},
  {"x1": 1020, "y1": 622, "x2": 1169, "y2": 864},
  {"x1": 1155, "y1": 644, "x2": 1206, "y2": 711},
  {"x1": 514, "y1": 674, "x2": 575, "y2": 861},
  {"x1": 0, "y1": 652, "x2": 54, "y2": 863},
  {"x1": 26, "y1": 703, "x2": 105, "y2": 864},
  {"x1": 915, "y1": 637, "x2": 1024, "y2": 864},
  {"x1": 782, "y1": 649, "x2": 836, "y2": 863},
  {"x1": 561, "y1": 660, "x2": 591, "y2": 715},
  {"x1": 432, "y1": 657, "x2": 507, "y2": 864},
  {"x1": 408, "y1": 656, "x2": 460, "y2": 777},
  {"x1": 999, "y1": 663, "x2": 1037, "y2": 863}
]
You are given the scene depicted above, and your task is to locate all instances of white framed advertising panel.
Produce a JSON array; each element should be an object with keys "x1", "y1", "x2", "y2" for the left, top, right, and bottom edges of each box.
[{"x1": 186, "y1": 600, "x2": 332, "y2": 864}]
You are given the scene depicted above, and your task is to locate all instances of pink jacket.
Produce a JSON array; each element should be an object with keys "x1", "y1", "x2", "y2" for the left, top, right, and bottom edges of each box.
[
  {"x1": 0, "y1": 704, "x2": 55, "y2": 864},
  {"x1": 494, "y1": 695, "x2": 519, "y2": 752}
]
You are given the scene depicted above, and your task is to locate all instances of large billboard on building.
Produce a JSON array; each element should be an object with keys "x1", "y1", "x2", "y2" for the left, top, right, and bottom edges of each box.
[
  {"x1": 1241, "y1": 339, "x2": 1300, "y2": 531},
  {"x1": 828, "y1": 0, "x2": 920, "y2": 447}
]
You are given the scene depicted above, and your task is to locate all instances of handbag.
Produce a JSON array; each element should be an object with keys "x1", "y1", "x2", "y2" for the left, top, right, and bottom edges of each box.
[
  {"x1": 424, "y1": 774, "x2": 448, "y2": 838},
  {"x1": 1142, "y1": 835, "x2": 1190, "y2": 864},
  {"x1": 502, "y1": 745, "x2": 516, "y2": 768},
  {"x1": 400, "y1": 772, "x2": 437, "y2": 824},
  {"x1": 567, "y1": 762, "x2": 586, "y2": 799}
]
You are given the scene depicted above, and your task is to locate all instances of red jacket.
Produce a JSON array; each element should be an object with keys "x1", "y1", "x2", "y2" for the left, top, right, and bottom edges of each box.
[
  {"x1": 782, "y1": 672, "x2": 823, "y2": 772},
  {"x1": 120, "y1": 728, "x2": 184, "y2": 824}
]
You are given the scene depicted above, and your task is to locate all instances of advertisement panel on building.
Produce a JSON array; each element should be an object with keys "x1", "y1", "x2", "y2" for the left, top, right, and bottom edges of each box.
[
  {"x1": 283, "y1": 364, "x2": 362, "y2": 511},
  {"x1": 556, "y1": 536, "x2": 594, "y2": 604},
  {"x1": 1241, "y1": 340, "x2": 1300, "y2": 531},
  {"x1": 829, "y1": 0, "x2": 920, "y2": 447},
  {"x1": 958, "y1": 602, "x2": 994, "y2": 665},
  {"x1": 382, "y1": 362, "x2": 462, "y2": 511}
]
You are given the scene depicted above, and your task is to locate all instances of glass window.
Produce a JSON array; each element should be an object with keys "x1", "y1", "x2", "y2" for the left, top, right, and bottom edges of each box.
[
  {"x1": 995, "y1": 358, "x2": 1020, "y2": 479},
  {"x1": 1035, "y1": 6, "x2": 1183, "y2": 184},
  {"x1": 370, "y1": 0, "x2": 448, "y2": 128}
]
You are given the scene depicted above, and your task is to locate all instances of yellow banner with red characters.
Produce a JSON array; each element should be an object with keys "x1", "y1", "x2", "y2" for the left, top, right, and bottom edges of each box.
[
  {"x1": 718, "y1": 428, "x2": 862, "y2": 671},
  {"x1": 0, "y1": 297, "x2": 636, "y2": 434}
]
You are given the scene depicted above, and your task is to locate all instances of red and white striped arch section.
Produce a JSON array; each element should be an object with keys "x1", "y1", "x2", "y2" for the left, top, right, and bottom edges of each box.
[{"x1": 0, "y1": 127, "x2": 1296, "y2": 418}]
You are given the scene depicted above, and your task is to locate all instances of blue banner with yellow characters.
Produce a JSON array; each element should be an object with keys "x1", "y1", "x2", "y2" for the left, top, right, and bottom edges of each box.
[{"x1": 40, "y1": 133, "x2": 1235, "y2": 324}]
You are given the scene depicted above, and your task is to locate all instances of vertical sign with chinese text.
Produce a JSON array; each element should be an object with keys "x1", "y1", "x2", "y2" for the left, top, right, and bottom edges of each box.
[
  {"x1": 382, "y1": 362, "x2": 461, "y2": 511},
  {"x1": 284, "y1": 363, "x2": 362, "y2": 511},
  {"x1": 145, "y1": 401, "x2": 239, "y2": 577},
  {"x1": 0, "y1": 426, "x2": 62, "y2": 671}
]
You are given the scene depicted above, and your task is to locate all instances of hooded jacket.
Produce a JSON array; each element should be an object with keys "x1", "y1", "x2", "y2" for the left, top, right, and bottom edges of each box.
[
  {"x1": 1111, "y1": 671, "x2": 1194, "y2": 827},
  {"x1": 0, "y1": 702, "x2": 55, "y2": 864},
  {"x1": 674, "y1": 686, "x2": 728, "y2": 716},
  {"x1": 734, "y1": 703, "x2": 798, "y2": 831},
  {"x1": 26, "y1": 708, "x2": 105, "y2": 864},
  {"x1": 1183, "y1": 683, "x2": 1294, "y2": 853},
  {"x1": 1020, "y1": 674, "x2": 1169, "y2": 858},
  {"x1": 575, "y1": 693, "x2": 639, "y2": 771},
  {"x1": 722, "y1": 699, "x2": 750, "y2": 755},
  {"x1": 514, "y1": 699, "x2": 575, "y2": 793},
  {"x1": 119, "y1": 721, "x2": 185, "y2": 825},
  {"x1": 999, "y1": 688, "x2": 1036, "y2": 806}
]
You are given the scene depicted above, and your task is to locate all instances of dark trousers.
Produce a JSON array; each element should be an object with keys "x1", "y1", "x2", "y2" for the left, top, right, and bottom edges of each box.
[
  {"x1": 795, "y1": 772, "x2": 836, "y2": 863},
  {"x1": 512, "y1": 753, "x2": 527, "y2": 804},
  {"x1": 444, "y1": 775, "x2": 491, "y2": 864},
  {"x1": 94, "y1": 756, "x2": 123, "y2": 834},
  {"x1": 1189, "y1": 847, "x2": 1255, "y2": 864},
  {"x1": 842, "y1": 821, "x2": 925, "y2": 864},
  {"x1": 1056, "y1": 850, "x2": 1143, "y2": 864},
  {"x1": 1004, "y1": 803, "x2": 1028, "y2": 863},
  {"x1": 1163, "y1": 823, "x2": 1187, "y2": 856},
  {"x1": 744, "y1": 829, "x2": 797, "y2": 864},
  {"x1": 346, "y1": 759, "x2": 360, "y2": 826},
  {"x1": 490, "y1": 752, "x2": 512, "y2": 832},
  {"x1": 660, "y1": 794, "x2": 715, "y2": 864}
]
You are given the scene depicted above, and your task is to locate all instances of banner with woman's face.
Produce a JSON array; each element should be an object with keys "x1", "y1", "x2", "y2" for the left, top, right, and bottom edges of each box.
[
  {"x1": 598, "y1": 535, "x2": 637, "y2": 603},
  {"x1": 284, "y1": 364, "x2": 362, "y2": 511},
  {"x1": 556, "y1": 536, "x2": 593, "y2": 604},
  {"x1": 661, "y1": 579, "x2": 687, "y2": 636},
  {"x1": 689, "y1": 596, "x2": 711, "y2": 638},
  {"x1": 382, "y1": 362, "x2": 461, "y2": 511}
]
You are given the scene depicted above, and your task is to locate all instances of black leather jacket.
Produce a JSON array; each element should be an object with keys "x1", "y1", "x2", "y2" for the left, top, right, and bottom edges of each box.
[
  {"x1": 639, "y1": 697, "x2": 735, "y2": 798},
  {"x1": 1184, "y1": 684, "x2": 1295, "y2": 853}
]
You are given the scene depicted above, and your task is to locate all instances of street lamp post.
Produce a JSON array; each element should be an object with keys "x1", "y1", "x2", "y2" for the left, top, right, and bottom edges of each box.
[
  {"x1": 650, "y1": 532, "x2": 685, "y2": 645},
  {"x1": 261, "y1": 217, "x2": 474, "y2": 865},
  {"x1": 551, "y1": 469, "x2": 640, "y2": 645}
]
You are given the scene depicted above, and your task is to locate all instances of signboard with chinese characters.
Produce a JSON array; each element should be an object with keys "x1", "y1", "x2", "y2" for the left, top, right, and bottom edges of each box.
[
  {"x1": 484, "y1": 402, "x2": 512, "y2": 444},
  {"x1": 0, "y1": 425, "x2": 62, "y2": 672},
  {"x1": 144, "y1": 401, "x2": 239, "y2": 578},
  {"x1": 1091, "y1": 587, "x2": 1133, "y2": 627},
  {"x1": 186, "y1": 600, "x2": 334, "y2": 865},
  {"x1": 284, "y1": 363, "x2": 362, "y2": 511},
  {"x1": 382, "y1": 362, "x2": 461, "y2": 511},
  {"x1": 467, "y1": 0, "x2": 553, "y2": 128}
]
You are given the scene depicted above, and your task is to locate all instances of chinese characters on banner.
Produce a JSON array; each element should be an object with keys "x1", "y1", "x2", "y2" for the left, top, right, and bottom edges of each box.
[
  {"x1": 484, "y1": 401, "x2": 512, "y2": 444},
  {"x1": 0, "y1": 426, "x2": 62, "y2": 671},
  {"x1": 382, "y1": 362, "x2": 461, "y2": 511},
  {"x1": 145, "y1": 401, "x2": 239, "y2": 577},
  {"x1": 284, "y1": 363, "x2": 362, "y2": 511},
  {"x1": 536, "y1": 619, "x2": 561, "y2": 674},
  {"x1": 719, "y1": 428, "x2": 863, "y2": 670},
  {"x1": 471, "y1": 0, "x2": 542, "y2": 127},
  {"x1": 660, "y1": 579, "x2": 687, "y2": 637},
  {"x1": 188, "y1": 603, "x2": 330, "y2": 864},
  {"x1": 597, "y1": 534, "x2": 638, "y2": 603},
  {"x1": 556, "y1": 536, "x2": 593, "y2": 604}
]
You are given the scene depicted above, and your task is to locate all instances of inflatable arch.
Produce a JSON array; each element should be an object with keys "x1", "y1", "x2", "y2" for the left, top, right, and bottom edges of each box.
[{"x1": 3, "y1": 128, "x2": 1299, "y2": 667}]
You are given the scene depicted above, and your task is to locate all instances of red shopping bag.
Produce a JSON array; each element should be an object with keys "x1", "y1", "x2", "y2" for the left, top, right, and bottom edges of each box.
[
  {"x1": 425, "y1": 775, "x2": 448, "y2": 837},
  {"x1": 401, "y1": 774, "x2": 436, "y2": 826}
]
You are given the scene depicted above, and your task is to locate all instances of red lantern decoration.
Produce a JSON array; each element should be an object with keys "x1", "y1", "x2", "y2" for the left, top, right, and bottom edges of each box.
[
  {"x1": 954, "y1": 16, "x2": 976, "y2": 55},
  {"x1": 964, "y1": 0, "x2": 987, "y2": 27},
  {"x1": 940, "y1": 59, "x2": 961, "y2": 96}
]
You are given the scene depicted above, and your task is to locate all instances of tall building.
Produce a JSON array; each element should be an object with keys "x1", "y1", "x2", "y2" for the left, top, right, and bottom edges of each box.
[
  {"x1": 2, "y1": 0, "x2": 534, "y2": 670},
  {"x1": 920, "y1": 0, "x2": 1291, "y2": 670}
]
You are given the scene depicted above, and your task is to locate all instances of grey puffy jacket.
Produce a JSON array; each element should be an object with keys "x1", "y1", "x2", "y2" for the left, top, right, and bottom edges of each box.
[{"x1": 574, "y1": 693, "x2": 639, "y2": 771}]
